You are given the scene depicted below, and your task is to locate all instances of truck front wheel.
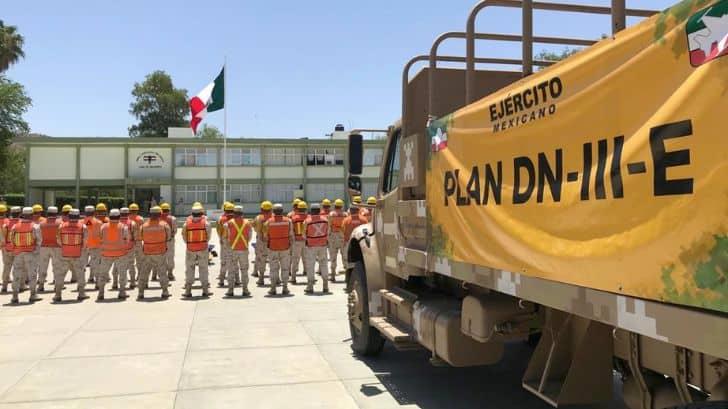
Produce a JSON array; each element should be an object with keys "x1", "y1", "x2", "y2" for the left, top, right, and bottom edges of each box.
[{"x1": 347, "y1": 261, "x2": 385, "y2": 356}]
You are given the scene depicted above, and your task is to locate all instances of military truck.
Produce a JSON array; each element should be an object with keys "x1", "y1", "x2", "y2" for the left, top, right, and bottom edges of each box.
[{"x1": 343, "y1": 1, "x2": 728, "y2": 408}]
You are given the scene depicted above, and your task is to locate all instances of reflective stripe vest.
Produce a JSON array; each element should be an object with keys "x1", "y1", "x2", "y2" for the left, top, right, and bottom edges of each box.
[
  {"x1": 291, "y1": 212, "x2": 307, "y2": 241},
  {"x1": 40, "y1": 217, "x2": 61, "y2": 248},
  {"x1": 305, "y1": 215, "x2": 329, "y2": 247},
  {"x1": 60, "y1": 221, "x2": 84, "y2": 258},
  {"x1": 267, "y1": 216, "x2": 291, "y2": 251},
  {"x1": 343, "y1": 214, "x2": 368, "y2": 242},
  {"x1": 85, "y1": 217, "x2": 103, "y2": 249},
  {"x1": 185, "y1": 218, "x2": 208, "y2": 252},
  {"x1": 329, "y1": 211, "x2": 346, "y2": 233},
  {"x1": 141, "y1": 221, "x2": 167, "y2": 255},
  {"x1": 227, "y1": 217, "x2": 251, "y2": 251},
  {"x1": 12, "y1": 221, "x2": 36, "y2": 254},
  {"x1": 217, "y1": 213, "x2": 232, "y2": 237},
  {"x1": 101, "y1": 222, "x2": 128, "y2": 258},
  {"x1": 129, "y1": 214, "x2": 143, "y2": 225},
  {"x1": 3, "y1": 218, "x2": 17, "y2": 251}
]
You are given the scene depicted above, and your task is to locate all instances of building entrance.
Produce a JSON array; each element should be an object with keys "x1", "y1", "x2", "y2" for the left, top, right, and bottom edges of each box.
[{"x1": 130, "y1": 187, "x2": 161, "y2": 214}]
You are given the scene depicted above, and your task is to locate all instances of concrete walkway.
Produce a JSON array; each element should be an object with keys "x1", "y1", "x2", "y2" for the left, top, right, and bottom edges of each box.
[{"x1": 0, "y1": 234, "x2": 624, "y2": 408}]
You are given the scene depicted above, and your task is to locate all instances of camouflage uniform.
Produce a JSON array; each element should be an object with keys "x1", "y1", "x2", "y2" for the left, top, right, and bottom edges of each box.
[
  {"x1": 252, "y1": 214, "x2": 271, "y2": 285},
  {"x1": 10, "y1": 221, "x2": 42, "y2": 301},
  {"x1": 163, "y1": 214, "x2": 177, "y2": 280},
  {"x1": 223, "y1": 215, "x2": 252, "y2": 295},
  {"x1": 304, "y1": 213, "x2": 329, "y2": 292},
  {"x1": 182, "y1": 216, "x2": 212, "y2": 294},
  {"x1": 262, "y1": 214, "x2": 294, "y2": 294},
  {"x1": 327, "y1": 209, "x2": 348, "y2": 280},
  {"x1": 137, "y1": 220, "x2": 171, "y2": 299},
  {"x1": 0, "y1": 217, "x2": 16, "y2": 292}
]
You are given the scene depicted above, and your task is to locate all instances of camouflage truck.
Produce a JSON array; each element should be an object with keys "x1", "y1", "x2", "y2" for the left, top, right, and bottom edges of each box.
[{"x1": 343, "y1": 1, "x2": 728, "y2": 408}]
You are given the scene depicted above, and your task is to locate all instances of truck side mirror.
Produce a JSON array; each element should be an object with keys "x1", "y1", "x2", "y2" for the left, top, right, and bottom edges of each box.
[
  {"x1": 347, "y1": 175, "x2": 362, "y2": 196},
  {"x1": 348, "y1": 133, "x2": 363, "y2": 175}
]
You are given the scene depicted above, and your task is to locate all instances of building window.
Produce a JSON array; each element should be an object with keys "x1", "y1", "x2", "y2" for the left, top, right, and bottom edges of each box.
[
  {"x1": 225, "y1": 148, "x2": 261, "y2": 166},
  {"x1": 306, "y1": 183, "x2": 345, "y2": 202},
  {"x1": 361, "y1": 182, "x2": 378, "y2": 199},
  {"x1": 264, "y1": 147, "x2": 303, "y2": 166},
  {"x1": 264, "y1": 183, "x2": 301, "y2": 204},
  {"x1": 175, "y1": 148, "x2": 218, "y2": 167},
  {"x1": 225, "y1": 183, "x2": 261, "y2": 203},
  {"x1": 306, "y1": 147, "x2": 344, "y2": 166},
  {"x1": 176, "y1": 184, "x2": 218, "y2": 205},
  {"x1": 363, "y1": 148, "x2": 383, "y2": 166}
]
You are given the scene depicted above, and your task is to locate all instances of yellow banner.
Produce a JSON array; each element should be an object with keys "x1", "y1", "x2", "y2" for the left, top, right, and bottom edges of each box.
[{"x1": 426, "y1": 0, "x2": 728, "y2": 313}]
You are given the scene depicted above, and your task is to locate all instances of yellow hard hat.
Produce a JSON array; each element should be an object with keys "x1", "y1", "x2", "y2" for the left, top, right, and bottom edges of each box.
[
  {"x1": 223, "y1": 202, "x2": 235, "y2": 211},
  {"x1": 334, "y1": 199, "x2": 344, "y2": 207},
  {"x1": 192, "y1": 203, "x2": 204, "y2": 211},
  {"x1": 149, "y1": 206, "x2": 162, "y2": 214},
  {"x1": 292, "y1": 198, "x2": 301, "y2": 206},
  {"x1": 261, "y1": 201, "x2": 273, "y2": 211},
  {"x1": 62, "y1": 204, "x2": 72, "y2": 213},
  {"x1": 129, "y1": 203, "x2": 140, "y2": 211},
  {"x1": 32, "y1": 204, "x2": 43, "y2": 213},
  {"x1": 160, "y1": 202, "x2": 171, "y2": 211},
  {"x1": 352, "y1": 196, "x2": 362, "y2": 204},
  {"x1": 321, "y1": 198, "x2": 331, "y2": 207},
  {"x1": 297, "y1": 201, "x2": 308, "y2": 210},
  {"x1": 192, "y1": 202, "x2": 202, "y2": 208},
  {"x1": 0, "y1": 204, "x2": 7, "y2": 213},
  {"x1": 367, "y1": 196, "x2": 376, "y2": 205},
  {"x1": 95, "y1": 203, "x2": 107, "y2": 212}
]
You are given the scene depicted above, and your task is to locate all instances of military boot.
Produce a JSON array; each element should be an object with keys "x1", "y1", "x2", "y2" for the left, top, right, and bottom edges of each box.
[
  {"x1": 282, "y1": 285, "x2": 290, "y2": 295},
  {"x1": 242, "y1": 286, "x2": 250, "y2": 297},
  {"x1": 29, "y1": 289, "x2": 40, "y2": 303},
  {"x1": 217, "y1": 278, "x2": 225, "y2": 288},
  {"x1": 322, "y1": 281, "x2": 330, "y2": 294},
  {"x1": 183, "y1": 284, "x2": 192, "y2": 298},
  {"x1": 201, "y1": 287, "x2": 210, "y2": 297},
  {"x1": 225, "y1": 289, "x2": 234, "y2": 297},
  {"x1": 77, "y1": 291, "x2": 88, "y2": 301},
  {"x1": 151, "y1": 273, "x2": 158, "y2": 281},
  {"x1": 118, "y1": 288, "x2": 128, "y2": 300},
  {"x1": 136, "y1": 288, "x2": 144, "y2": 301},
  {"x1": 161, "y1": 287, "x2": 170, "y2": 299},
  {"x1": 53, "y1": 294, "x2": 62, "y2": 303},
  {"x1": 38, "y1": 283, "x2": 45, "y2": 292},
  {"x1": 11, "y1": 292, "x2": 19, "y2": 304},
  {"x1": 1, "y1": 283, "x2": 7, "y2": 293},
  {"x1": 304, "y1": 285, "x2": 313, "y2": 294},
  {"x1": 96, "y1": 285, "x2": 105, "y2": 301},
  {"x1": 54, "y1": 282, "x2": 64, "y2": 302},
  {"x1": 168, "y1": 270, "x2": 175, "y2": 281},
  {"x1": 88, "y1": 276, "x2": 95, "y2": 284}
]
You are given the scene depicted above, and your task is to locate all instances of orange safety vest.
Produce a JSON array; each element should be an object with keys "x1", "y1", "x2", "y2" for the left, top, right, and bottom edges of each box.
[
  {"x1": 267, "y1": 216, "x2": 291, "y2": 251},
  {"x1": 227, "y1": 217, "x2": 251, "y2": 251},
  {"x1": 120, "y1": 218, "x2": 136, "y2": 250},
  {"x1": 141, "y1": 221, "x2": 167, "y2": 255},
  {"x1": 85, "y1": 217, "x2": 103, "y2": 249},
  {"x1": 185, "y1": 218, "x2": 208, "y2": 252},
  {"x1": 254, "y1": 212, "x2": 272, "y2": 234},
  {"x1": 101, "y1": 222, "x2": 128, "y2": 258},
  {"x1": 3, "y1": 218, "x2": 17, "y2": 251},
  {"x1": 60, "y1": 221, "x2": 84, "y2": 258},
  {"x1": 305, "y1": 215, "x2": 329, "y2": 247},
  {"x1": 130, "y1": 214, "x2": 143, "y2": 226},
  {"x1": 291, "y1": 212, "x2": 307, "y2": 241},
  {"x1": 11, "y1": 221, "x2": 36, "y2": 254},
  {"x1": 329, "y1": 211, "x2": 346, "y2": 233},
  {"x1": 343, "y1": 214, "x2": 367, "y2": 242},
  {"x1": 40, "y1": 217, "x2": 61, "y2": 248}
]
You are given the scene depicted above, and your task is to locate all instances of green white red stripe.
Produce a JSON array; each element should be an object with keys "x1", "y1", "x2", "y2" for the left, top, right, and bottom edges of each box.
[
  {"x1": 687, "y1": 1, "x2": 728, "y2": 67},
  {"x1": 190, "y1": 67, "x2": 225, "y2": 133}
]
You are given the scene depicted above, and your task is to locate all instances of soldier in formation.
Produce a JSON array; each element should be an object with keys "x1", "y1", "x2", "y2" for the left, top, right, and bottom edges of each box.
[
  {"x1": 182, "y1": 203, "x2": 211, "y2": 298},
  {"x1": 223, "y1": 205, "x2": 252, "y2": 297}
]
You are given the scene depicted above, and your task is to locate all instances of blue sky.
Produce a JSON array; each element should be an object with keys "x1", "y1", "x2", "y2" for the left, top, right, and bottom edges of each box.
[{"x1": 4, "y1": 0, "x2": 676, "y2": 139}]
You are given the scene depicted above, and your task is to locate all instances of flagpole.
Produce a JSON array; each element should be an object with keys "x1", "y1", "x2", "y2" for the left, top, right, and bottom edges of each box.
[{"x1": 223, "y1": 56, "x2": 228, "y2": 204}]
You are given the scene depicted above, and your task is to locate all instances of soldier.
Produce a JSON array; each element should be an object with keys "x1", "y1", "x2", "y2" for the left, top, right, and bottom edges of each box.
[
  {"x1": 37, "y1": 206, "x2": 62, "y2": 292},
  {"x1": 182, "y1": 203, "x2": 211, "y2": 298},
  {"x1": 252, "y1": 201, "x2": 273, "y2": 285},
  {"x1": 262, "y1": 203, "x2": 293, "y2": 295},
  {"x1": 138, "y1": 206, "x2": 171, "y2": 300},
  {"x1": 31, "y1": 204, "x2": 45, "y2": 224},
  {"x1": 118, "y1": 208, "x2": 138, "y2": 289},
  {"x1": 95, "y1": 203, "x2": 109, "y2": 224},
  {"x1": 321, "y1": 198, "x2": 332, "y2": 215},
  {"x1": 223, "y1": 205, "x2": 252, "y2": 297},
  {"x1": 98, "y1": 209, "x2": 131, "y2": 301},
  {"x1": 216, "y1": 202, "x2": 234, "y2": 287},
  {"x1": 352, "y1": 196, "x2": 369, "y2": 220},
  {"x1": 328, "y1": 199, "x2": 348, "y2": 282},
  {"x1": 288, "y1": 198, "x2": 301, "y2": 219},
  {"x1": 365, "y1": 196, "x2": 377, "y2": 222},
  {"x1": 0, "y1": 205, "x2": 6, "y2": 285},
  {"x1": 9, "y1": 207, "x2": 42, "y2": 304},
  {"x1": 61, "y1": 205, "x2": 72, "y2": 222},
  {"x1": 304, "y1": 204, "x2": 330, "y2": 294},
  {"x1": 290, "y1": 200, "x2": 307, "y2": 284},
  {"x1": 0, "y1": 206, "x2": 18, "y2": 293},
  {"x1": 341, "y1": 205, "x2": 368, "y2": 270},
  {"x1": 56, "y1": 209, "x2": 88, "y2": 302},
  {"x1": 83, "y1": 205, "x2": 103, "y2": 286},
  {"x1": 159, "y1": 202, "x2": 177, "y2": 282},
  {"x1": 128, "y1": 203, "x2": 144, "y2": 285}
]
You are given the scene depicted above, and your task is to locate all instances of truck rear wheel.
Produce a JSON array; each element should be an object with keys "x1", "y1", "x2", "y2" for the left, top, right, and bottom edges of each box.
[{"x1": 347, "y1": 261, "x2": 385, "y2": 356}]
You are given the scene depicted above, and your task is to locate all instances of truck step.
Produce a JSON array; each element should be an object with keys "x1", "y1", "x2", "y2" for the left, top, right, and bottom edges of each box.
[{"x1": 369, "y1": 316, "x2": 421, "y2": 351}]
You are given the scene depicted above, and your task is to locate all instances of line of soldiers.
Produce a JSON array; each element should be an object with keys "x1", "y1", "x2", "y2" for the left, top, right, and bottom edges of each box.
[{"x1": 0, "y1": 194, "x2": 374, "y2": 304}]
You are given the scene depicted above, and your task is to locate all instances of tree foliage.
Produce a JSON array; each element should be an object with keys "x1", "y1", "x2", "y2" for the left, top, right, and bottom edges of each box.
[
  {"x1": 0, "y1": 20, "x2": 25, "y2": 73},
  {"x1": 198, "y1": 124, "x2": 223, "y2": 139},
  {"x1": 128, "y1": 70, "x2": 189, "y2": 138},
  {"x1": 535, "y1": 48, "x2": 581, "y2": 70},
  {"x1": 0, "y1": 75, "x2": 32, "y2": 193},
  {"x1": 2, "y1": 145, "x2": 26, "y2": 193}
]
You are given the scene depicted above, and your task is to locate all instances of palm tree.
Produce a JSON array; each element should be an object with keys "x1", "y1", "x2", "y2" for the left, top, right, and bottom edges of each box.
[{"x1": 0, "y1": 20, "x2": 25, "y2": 73}]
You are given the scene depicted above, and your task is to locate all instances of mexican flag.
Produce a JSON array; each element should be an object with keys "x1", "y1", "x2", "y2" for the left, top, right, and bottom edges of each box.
[
  {"x1": 687, "y1": 0, "x2": 728, "y2": 67},
  {"x1": 190, "y1": 67, "x2": 225, "y2": 133}
]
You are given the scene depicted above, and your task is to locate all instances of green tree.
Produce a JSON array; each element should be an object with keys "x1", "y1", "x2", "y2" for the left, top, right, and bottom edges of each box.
[
  {"x1": 0, "y1": 75, "x2": 32, "y2": 193},
  {"x1": 128, "y1": 70, "x2": 189, "y2": 138},
  {"x1": 535, "y1": 47, "x2": 581, "y2": 69},
  {"x1": 3, "y1": 145, "x2": 26, "y2": 193},
  {"x1": 197, "y1": 124, "x2": 223, "y2": 139},
  {"x1": 0, "y1": 20, "x2": 25, "y2": 73}
]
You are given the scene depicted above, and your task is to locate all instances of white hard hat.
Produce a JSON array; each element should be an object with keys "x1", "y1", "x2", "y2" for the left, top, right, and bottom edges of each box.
[
  {"x1": 47, "y1": 206, "x2": 58, "y2": 214},
  {"x1": 120, "y1": 207, "x2": 130, "y2": 214},
  {"x1": 109, "y1": 209, "x2": 120, "y2": 217},
  {"x1": 84, "y1": 205, "x2": 95, "y2": 213},
  {"x1": 69, "y1": 209, "x2": 80, "y2": 216},
  {"x1": 22, "y1": 207, "x2": 33, "y2": 215}
]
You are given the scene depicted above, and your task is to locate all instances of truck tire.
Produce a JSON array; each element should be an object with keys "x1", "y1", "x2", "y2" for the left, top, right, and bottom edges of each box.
[{"x1": 347, "y1": 261, "x2": 385, "y2": 356}]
